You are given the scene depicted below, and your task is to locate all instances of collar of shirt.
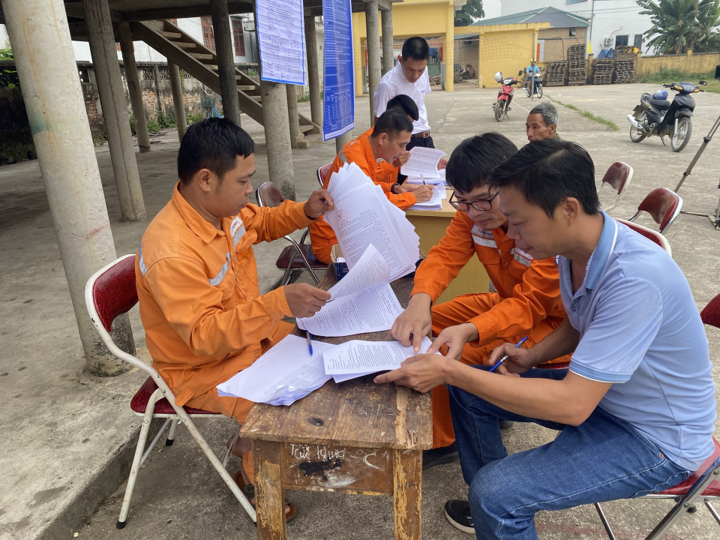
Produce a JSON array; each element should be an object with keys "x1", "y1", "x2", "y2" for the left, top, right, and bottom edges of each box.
[{"x1": 171, "y1": 182, "x2": 224, "y2": 244}]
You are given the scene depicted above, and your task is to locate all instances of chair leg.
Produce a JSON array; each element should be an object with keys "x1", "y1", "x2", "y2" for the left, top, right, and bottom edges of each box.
[
  {"x1": 166, "y1": 419, "x2": 179, "y2": 446},
  {"x1": 705, "y1": 500, "x2": 720, "y2": 526},
  {"x1": 117, "y1": 389, "x2": 163, "y2": 529},
  {"x1": 594, "y1": 503, "x2": 618, "y2": 540},
  {"x1": 281, "y1": 261, "x2": 294, "y2": 286}
]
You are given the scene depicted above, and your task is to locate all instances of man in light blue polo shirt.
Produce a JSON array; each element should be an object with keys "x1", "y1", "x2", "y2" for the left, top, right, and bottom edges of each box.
[{"x1": 374, "y1": 139, "x2": 716, "y2": 538}]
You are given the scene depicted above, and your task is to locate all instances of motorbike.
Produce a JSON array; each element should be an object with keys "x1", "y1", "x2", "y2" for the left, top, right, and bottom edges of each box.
[
  {"x1": 493, "y1": 72, "x2": 520, "y2": 122},
  {"x1": 627, "y1": 81, "x2": 706, "y2": 152},
  {"x1": 521, "y1": 70, "x2": 543, "y2": 98}
]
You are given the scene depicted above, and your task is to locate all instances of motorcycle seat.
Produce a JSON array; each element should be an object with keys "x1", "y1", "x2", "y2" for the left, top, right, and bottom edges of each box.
[{"x1": 645, "y1": 96, "x2": 671, "y2": 109}]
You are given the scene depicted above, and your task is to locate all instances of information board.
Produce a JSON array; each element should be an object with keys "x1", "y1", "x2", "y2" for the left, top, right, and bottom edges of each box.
[
  {"x1": 322, "y1": 0, "x2": 355, "y2": 140},
  {"x1": 256, "y1": 0, "x2": 307, "y2": 85}
]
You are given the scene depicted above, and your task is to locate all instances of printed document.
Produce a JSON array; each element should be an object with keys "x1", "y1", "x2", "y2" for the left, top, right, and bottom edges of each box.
[
  {"x1": 323, "y1": 337, "x2": 434, "y2": 377},
  {"x1": 408, "y1": 184, "x2": 443, "y2": 211},
  {"x1": 401, "y1": 147, "x2": 446, "y2": 179}
]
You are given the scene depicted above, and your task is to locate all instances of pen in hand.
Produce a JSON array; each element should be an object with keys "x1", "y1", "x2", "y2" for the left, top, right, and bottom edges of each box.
[
  {"x1": 488, "y1": 336, "x2": 528, "y2": 373},
  {"x1": 306, "y1": 331, "x2": 314, "y2": 356},
  {"x1": 421, "y1": 173, "x2": 425, "y2": 185}
]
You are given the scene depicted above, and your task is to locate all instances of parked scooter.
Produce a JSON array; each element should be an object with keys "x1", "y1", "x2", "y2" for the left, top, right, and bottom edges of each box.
[
  {"x1": 520, "y1": 69, "x2": 543, "y2": 98},
  {"x1": 493, "y1": 72, "x2": 520, "y2": 122},
  {"x1": 627, "y1": 81, "x2": 706, "y2": 152}
]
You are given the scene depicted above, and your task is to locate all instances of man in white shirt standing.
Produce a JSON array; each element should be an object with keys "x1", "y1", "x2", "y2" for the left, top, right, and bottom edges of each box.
[{"x1": 374, "y1": 37, "x2": 445, "y2": 181}]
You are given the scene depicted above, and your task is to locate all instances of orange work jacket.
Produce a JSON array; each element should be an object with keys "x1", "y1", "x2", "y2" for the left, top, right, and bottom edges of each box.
[
  {"x1": 309, "y1": 133, "x2": 416, "y2": 263},
  {"x1": 136, "y1": 183, "x2": 313, "y2": 406},
  {"x1": 412, "y1": 211, "x2": 567, "y2": 350}
]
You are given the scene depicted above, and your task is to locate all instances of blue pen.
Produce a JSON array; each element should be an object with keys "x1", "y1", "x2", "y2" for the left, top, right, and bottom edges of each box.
[
  {"x1": 488, "y1": 336, "x2": 528, "y2": 373},
  {"x1": 306, "y1": 331, "x2": 314, "y2": 356}
]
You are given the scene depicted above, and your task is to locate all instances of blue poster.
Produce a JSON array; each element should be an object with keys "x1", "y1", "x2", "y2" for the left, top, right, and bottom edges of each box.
[
  {"x1": 322, "y1": 0, "x2": 355, "y2": 140},
  {"x1": 256, "y1": 0, "x2": 307, "y2": 85}
]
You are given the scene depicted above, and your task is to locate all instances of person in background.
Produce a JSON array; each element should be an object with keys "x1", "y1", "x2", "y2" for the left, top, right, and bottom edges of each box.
[{"x1": 526, "y1": 102, "x2": 559, "y2": 142}]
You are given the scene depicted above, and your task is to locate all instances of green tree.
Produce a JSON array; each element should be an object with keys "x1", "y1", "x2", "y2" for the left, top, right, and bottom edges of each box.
[
  {"x1": 0, "y1": 48, "x2": 17, "y2": 89},
  {"x1": 455, "y1": 0, "x2": 484, "y2": 27},
  {"x1": 637, "y1": 0, "x2": 720, "y2": 54}
]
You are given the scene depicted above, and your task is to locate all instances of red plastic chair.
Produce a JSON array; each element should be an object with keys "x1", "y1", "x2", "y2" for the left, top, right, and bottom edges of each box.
[
  {"x1": 598, "y1": 162, "x2": 633, "y2": 212},
  {"x1": 255, "y1": 181, "x2": 325, "y2": 286},
  {"x1": 593, "y1": 292, "x2": 720, "y2": 539},
  {"x1": 628, "y1": 187, "x2": 683, "y2": 234},
  {"x1": 85, "y1": 255, "x2": 256, "y2": 528},
  {"x1": 317, "y1": 162, "x2": 333, "y2": 188},
  {"x1": 615, "y1": 218, "x2": 672, "y2": 256}
]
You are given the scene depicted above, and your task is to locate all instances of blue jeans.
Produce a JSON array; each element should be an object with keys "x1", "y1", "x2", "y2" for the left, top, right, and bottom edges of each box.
[{"x1": 448, "y1": 367, "x2": 691, "y2": 540}]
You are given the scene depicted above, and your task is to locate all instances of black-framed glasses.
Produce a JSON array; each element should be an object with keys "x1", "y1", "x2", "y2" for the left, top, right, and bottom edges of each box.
[{"x1": 448, "y1": 190, "x2": 499, "y2": 212}]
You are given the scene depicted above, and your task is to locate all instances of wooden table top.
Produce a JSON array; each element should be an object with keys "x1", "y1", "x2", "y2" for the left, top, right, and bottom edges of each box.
[{"x1": 240, "y1": 269, "x2": 433, "y2": 451}]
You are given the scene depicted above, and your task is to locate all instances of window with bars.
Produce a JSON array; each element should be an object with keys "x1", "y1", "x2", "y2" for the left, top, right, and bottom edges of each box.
[
  {"x1": 201, "y1": 16, "x2": 216, "y2": 53},
  {"x1": 232, "y1": 19, "x2": 246, "y2": 56}
]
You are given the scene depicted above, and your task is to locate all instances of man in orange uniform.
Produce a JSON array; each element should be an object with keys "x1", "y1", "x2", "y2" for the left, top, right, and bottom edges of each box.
[
  {"x1": 136, "y1": 118, "x2": 335, "y2": 520},
  {"x1": 309, "y1": 109, "x2": 434, "y2": 263},
  {"x1": 391, "y1": 133, "x2": 569, "y2": 469}
]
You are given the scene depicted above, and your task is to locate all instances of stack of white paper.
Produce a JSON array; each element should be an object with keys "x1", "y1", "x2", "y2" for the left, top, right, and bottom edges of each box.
[
  {"x1": 408, "y1": 184, "x2": 444, "y2": 211},
  {"x1": 324, "y1": 162, "x2": 420, "y2": 281},
  {"x1": 401, "y1": 147, "x2": 447, "y2": 180},
  {"x1": 217, "y1": 335, "x2": 337, "y2": 406},
  {"x1": 324, "y1": 337, "x2": 434, "y2": 383},
  {"x1": 296, "y1": 244, "x2": 404, "y2": 337},
  {"x1": 406, "y1": 169, "x2": 447, "y2": 187}
]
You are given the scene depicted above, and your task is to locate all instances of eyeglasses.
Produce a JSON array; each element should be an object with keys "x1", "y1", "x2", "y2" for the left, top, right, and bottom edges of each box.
[{"x1": 448, "y1": 190, "x2": 499, "y2": 212}]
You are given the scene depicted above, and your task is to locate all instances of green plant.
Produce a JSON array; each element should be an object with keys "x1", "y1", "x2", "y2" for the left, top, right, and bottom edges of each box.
[
  {"x1": 146, "y1": 116, "x2": 161, "y2": 133},
  {"x1": 0, "y1": 48, "x2": 17, "y2": 89},
  {"x1": 128, "y1": 114, "x2": 136, "y2": 136},
  {"x1": 187, "y1": 113, "x2": 204, "y2": 124},
  {"x1": 455, "y1": 0, "x2": 484, "y2": 26},
  {"x1": 637, "y1": 0, "x2": 720, "y2": 54},
  {"x1": 156, "y1": 110, "x2": 176, "y2": 128},
  {"x1": 549, "y1": 98, "x2": 620, "y2": 131}
]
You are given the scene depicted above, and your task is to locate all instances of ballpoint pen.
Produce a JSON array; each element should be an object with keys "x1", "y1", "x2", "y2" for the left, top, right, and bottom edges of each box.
[
  {"x1": 488, "y1": 336, "x2": 528, "y2": 373},
  {"x1": 306, "y1": 331, "x2": 314, "y2": 356},
  {"x1": 420, "y1": 173, "x2": 425, "y2": 185}
]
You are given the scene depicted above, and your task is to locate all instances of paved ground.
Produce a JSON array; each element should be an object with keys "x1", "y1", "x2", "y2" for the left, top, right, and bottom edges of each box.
[{"x1": 1, "y1": 83, "x2": 719, "y2": 540}]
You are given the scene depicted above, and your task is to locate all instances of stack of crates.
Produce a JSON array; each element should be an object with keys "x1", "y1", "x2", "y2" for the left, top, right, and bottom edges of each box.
[
  {"x1": 544, "y1": 61, "x2": 568, "y2": 87},
  {"x1": 592, "y1": 59, "x2": 615, "y2": 85},
  {"x1": 613, "y1": 46, "x2": 637, "y2": 83},
  {"x1": 567, "y1": 44, "x2": 587, "y2": 86}
]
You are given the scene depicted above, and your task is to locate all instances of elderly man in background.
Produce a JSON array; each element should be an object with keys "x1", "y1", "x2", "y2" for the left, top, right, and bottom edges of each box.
[{"x1": 526, "y1": 102, "x2": 559, "y2": 142}]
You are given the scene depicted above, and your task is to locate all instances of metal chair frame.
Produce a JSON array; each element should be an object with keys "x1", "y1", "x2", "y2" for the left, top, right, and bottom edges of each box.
[
  {"x1": 628, "y1": 187, "x2": 684, "y2": 234},
  {"x1": 598, "y1": 162, "x2": 634, "y2": 213},
  {"x1": 254, "y1": 181, "x2": 321, "y2": 286},
  {"x1": 615, "y1": 218, "x2": 673, "y2": 256},
  {"x1": 85, "y1": 255, "x2": 256, "y2": 528},
  {"x1": 317, "y1": 162, "x2": 333, "y2": 189}
]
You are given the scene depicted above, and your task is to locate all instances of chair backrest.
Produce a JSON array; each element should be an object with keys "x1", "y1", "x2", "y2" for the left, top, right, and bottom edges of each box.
[
  {"x1": 91, "y1": 255, "x2": 138, "y2": 332},
  {"x1": 255, "y1": 181, "x2": 284, "y2": 209},
  {"x1": 615, "y1": 218, "x2": 672, "y2": 257},
  {"x1": 317, "y1": 163, "x2": 333, "y2": 188},
  {"x1": 632, "y1": 187, "x2": 683, "y2": 233},
  {"x1": 701, "y1": 293, "x2": 720, "y2": 329},
  {"x1": 598, "y1": 162, "x2": 633, "y2": 213}
]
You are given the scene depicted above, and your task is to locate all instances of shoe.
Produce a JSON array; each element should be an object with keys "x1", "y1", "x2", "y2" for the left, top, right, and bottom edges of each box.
[
  {"x1": 499, "y1": 419, "x2": 515, "y2": 430},
  {"x1": 422, "y1": 442, "x2": 459, "y2": 470},
  {"x1": 444, "y1": 500, "x2": 475, "y2": 534}
]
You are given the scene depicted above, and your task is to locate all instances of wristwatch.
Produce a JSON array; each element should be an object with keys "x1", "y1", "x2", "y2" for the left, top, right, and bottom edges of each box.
[{"x1": 391, "y1": 183, "x2": 401, "y2": 194}]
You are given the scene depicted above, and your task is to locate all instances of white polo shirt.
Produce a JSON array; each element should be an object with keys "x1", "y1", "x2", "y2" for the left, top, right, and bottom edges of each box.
[{"x1": 373, "y1": 62, "x2": 431, "y2": 135}]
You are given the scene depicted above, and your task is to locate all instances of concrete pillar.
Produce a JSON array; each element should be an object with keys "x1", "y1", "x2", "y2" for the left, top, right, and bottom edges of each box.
[
  {"x1": 365, "y1": 1, "x2": 382, "y2": 121},
  {"x1": 286, "y1": 85, "x2": 302, "y2": 148},
  {"x1": 381, "y1": 7, "x2": 394, "y2": 75},
  {"x1": 335, "y1": 132, "x2": 353, "y2": 154},
  {"x1": 117, "y1": 22, "x2": 150, "y2": 154},
  {"x1": 305, "y1": 16, "x2": 323, "y2": 128},
  {"x1": 3, "y1": 0, "x2": 135, "y2": 375},
  {"x1": 210, "y1": 0, "x2": 240, "y2": 126},
  {"x1": 261, "y1": 80, "x2": 295, "y2": 201},
  {"x1": 83, "y1": 0, "x2": 146, "y2": 221},
  {"x1": 445, "y1": 4, "x2": 454, "y2": 92},
  {"x1": 168, "y1": 61, "x2": 188, "y2": 140}
]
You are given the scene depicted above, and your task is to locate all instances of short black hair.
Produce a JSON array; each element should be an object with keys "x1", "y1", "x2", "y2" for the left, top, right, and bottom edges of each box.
[
  {"x1": 445, "y1": 133, "x2": 518, "y2": 193},
  {"x1": 177, "y1": 117, "x2": 255, "y2": 185},
  {"x1": 371, "y1": 109, "x2": 413, "y2": 139},
  {"x1": 387, "y1": 94, "x2": 419, "y2": 121},
  {"x1": 401, "y1": 37, "x2": 430, "y2": 61},
  {"x1": 487, "y1": 139, "x2": 600, "y2": 217}
]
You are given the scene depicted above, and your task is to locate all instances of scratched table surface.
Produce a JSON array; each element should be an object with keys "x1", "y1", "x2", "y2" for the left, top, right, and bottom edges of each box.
[{"x1": 240, "y1": 271, "x2": 433, "y2": 452}]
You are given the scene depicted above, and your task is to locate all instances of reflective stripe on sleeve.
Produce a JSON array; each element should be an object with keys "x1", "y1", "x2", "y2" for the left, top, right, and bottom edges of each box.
[
  {"x1": 472, "y1": 235, "x2": 497, "y2": 249},
  {"x1": 138, "y1": 241, "x2": 148, "y2": 275},
  {"x1": 209, "y1": 252, "x2": 231, "y2": 286}
]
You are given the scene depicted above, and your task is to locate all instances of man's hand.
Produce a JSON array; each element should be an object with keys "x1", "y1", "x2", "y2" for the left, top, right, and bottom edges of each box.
[
  {"x1": 304, "y1": 189, "x2": 335, "y2": 219},
  {"x1": 374, "y1": 353, "x2": 450, "y2": 393},
  {"x1": 426, "y1": 322, "x2": 478, "y2": 360},
  {"x1": 391, "y1": 293, "x2": 432, "y2": 352},
  {"x1": 409, "y1": 185, "x2": 434, "y2": 203},
  {"x1": 392, "y1": 150, "x2": 411, "y2": 168},
  {"x1": 487, "y1": 341, "x2": 538, "y2": 376},
  {"x1": 438, "y1": 158, "x2": 448, "y2": 170},
  {"x1": 285, "y1": 283, "x2": 331, "y2": 318}
]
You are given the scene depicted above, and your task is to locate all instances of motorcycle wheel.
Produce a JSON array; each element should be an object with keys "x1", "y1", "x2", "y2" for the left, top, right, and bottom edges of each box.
[
  {"x1": 495, "y1": 101, "x2": 506, "y2": 122},
  {"x1": 629, "y1": 111, "x2": 647, "y2": 143},
  {"x1": 671, "y1": 117, "x2": 692, "y2": 152},
  {"x1": 536, "y1": 85, "x2": 543, "y2": 98}
]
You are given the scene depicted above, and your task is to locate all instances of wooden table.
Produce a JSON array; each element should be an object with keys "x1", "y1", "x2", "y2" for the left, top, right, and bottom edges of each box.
[
  {"x1": 405, "y1": 189, "x2": 490, "y2": 304},
  {"x1": 240, "y1": 272, "x2": 433, "y2": 539}
]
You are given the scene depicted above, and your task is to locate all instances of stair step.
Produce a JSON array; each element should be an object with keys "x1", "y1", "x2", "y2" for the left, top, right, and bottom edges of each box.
[
  {"x1": 296, "y1": 133, "x2": 322, "y2": 149},
  {"x1": 173, "y1": 42, "x2": 196, "y2": 50},
  {"x1": 190, "y1": 52, "x2": 215, "y2": 60},
  {"x1": 159, "y1": 31, "x2": 182, "y2": 39},
  {"x1": 237, "y1": 85, "x2": 256, "y2": 91},
  {"x1": 299, "y1": 124, "x2": 315, "y2": 134}
]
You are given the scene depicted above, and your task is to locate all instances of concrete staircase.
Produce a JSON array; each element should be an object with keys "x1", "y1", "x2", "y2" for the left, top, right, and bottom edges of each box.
[{"x1": 130, "y1": 20, "x2": 321, "y2": 147}]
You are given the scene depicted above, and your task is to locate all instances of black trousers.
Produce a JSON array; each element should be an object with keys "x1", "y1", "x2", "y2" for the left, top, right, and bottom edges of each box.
[{"x1": 398, "y1": 134, "x2": 435, "y2": 184}]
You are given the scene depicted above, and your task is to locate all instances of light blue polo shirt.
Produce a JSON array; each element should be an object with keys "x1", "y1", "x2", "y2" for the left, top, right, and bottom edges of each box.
[{"x1": 559, "y1": 211, "x2": 716, "y2": 471}]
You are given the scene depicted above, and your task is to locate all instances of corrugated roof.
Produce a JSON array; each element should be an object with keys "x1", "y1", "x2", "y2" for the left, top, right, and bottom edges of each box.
[{"x1": 471, "y1": 6, "x2": 589, "y2": 28}]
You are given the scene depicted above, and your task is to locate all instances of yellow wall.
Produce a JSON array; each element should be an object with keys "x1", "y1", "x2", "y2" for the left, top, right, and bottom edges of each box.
[
  {"x1": 352, "y1": 0, "x2": 456, "y2": 96},
  {"x1": 635, "y1": 51, "x2": 720, "y2": 77}
]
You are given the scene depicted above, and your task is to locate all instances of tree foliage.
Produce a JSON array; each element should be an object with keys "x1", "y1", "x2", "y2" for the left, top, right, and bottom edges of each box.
[
  {"x1": 637, "y1": 0, "x2": 720, "y2": 54},
  {"x1": 455, "y1": 0, "x2": 485, "y2": 27},
  {"x1": 0, "y1": 48, "x2": 17, "y2": 89}
]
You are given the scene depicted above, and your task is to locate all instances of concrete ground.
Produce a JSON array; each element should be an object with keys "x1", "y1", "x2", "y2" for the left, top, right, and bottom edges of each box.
[{"x1": 1, "y1": 84, "x2": 719, "y2": 540}]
